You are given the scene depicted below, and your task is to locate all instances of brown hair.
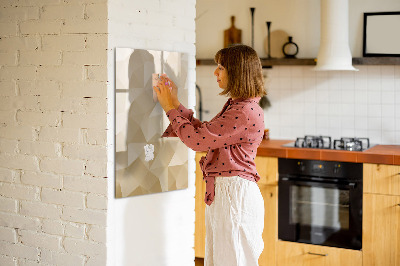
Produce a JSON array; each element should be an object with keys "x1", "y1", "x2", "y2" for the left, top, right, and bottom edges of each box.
[{"x1": 214, "y1": 44, "x2": 266, "y2": 99}]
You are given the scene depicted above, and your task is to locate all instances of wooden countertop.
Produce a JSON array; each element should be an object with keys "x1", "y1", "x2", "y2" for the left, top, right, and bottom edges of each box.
[{"x1": 256, "y1": 139, "x2": 400, "y2": 165}]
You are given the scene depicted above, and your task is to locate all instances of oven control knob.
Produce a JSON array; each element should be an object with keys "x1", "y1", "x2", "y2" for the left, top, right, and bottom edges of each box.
[
  {"x1": 334, "y1": 164, "x2": 341, "y2": 174},
  {"x1": 297, "y1": 161, "x2": 305, "y2": 171}
]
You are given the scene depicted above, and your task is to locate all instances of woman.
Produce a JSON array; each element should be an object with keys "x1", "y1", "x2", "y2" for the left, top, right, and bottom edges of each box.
[{"x1": 153, "y1": 44, "x2": 266, "y2": 266}]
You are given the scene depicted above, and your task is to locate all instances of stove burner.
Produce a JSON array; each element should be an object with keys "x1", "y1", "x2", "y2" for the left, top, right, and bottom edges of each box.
[
  {"x1": 295, "y1": 135, "x2": 332, "y2": 149},
  {"x1": 333, "y1": 137, "x2": 370, "y2": 151},
  {"x1": 286, "y1": 136, "x2": 372, "y2": 151}
]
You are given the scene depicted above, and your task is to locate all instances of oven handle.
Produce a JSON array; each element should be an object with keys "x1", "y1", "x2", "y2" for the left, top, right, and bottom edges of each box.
[{"x1": 280, "y1": 177, "x2": 357, "y2": 189}]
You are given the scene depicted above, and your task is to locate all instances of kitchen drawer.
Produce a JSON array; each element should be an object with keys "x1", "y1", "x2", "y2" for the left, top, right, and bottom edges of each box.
[
  {"x1": 364, "y1": 164, "x2": 400, "y2": 196},
  {"x1": 276, "y1": 241, "x2": 362, "y2": 266}
]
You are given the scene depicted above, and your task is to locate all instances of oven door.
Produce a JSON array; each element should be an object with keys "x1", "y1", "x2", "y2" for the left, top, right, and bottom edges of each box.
[{"x1": 278, "y1": 176, "x2": 362, "y2": 250}]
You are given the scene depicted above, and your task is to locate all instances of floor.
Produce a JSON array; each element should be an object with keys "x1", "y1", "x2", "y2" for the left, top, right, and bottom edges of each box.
[{"x1": 195, "y1": 257, "x2": 204, "y2": 266}]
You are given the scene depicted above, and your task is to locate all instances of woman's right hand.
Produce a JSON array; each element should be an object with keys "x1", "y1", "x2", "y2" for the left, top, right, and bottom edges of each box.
[{"x1": 160, "y1": 74, "x2": 180, "y2": 108}]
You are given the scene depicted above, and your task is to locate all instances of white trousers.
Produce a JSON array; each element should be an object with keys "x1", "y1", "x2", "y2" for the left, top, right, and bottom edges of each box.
[{"x1": 205, "y1": 176, "x2": 264, "y2": 266}]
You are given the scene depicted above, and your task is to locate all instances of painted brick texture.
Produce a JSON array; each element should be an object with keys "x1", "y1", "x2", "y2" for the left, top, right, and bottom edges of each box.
[{"x1": 0, "y1": 0, "x2": 108, "y2": 265}]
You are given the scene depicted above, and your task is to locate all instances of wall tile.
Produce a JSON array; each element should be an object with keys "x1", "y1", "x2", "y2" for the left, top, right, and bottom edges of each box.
[{"x1": 197, "y1": 65, "x2": 400, "y2": 144}]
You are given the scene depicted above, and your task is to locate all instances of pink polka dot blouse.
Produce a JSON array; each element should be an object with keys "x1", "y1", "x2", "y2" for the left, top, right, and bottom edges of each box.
[{"x1": 162, "y1": 97, "x2": 265, "y2": 205}]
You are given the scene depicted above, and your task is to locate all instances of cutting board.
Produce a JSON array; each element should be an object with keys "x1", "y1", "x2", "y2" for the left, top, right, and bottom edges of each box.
[{"x1": 224, "y1": 16, "x2": 242, "y2": 48}]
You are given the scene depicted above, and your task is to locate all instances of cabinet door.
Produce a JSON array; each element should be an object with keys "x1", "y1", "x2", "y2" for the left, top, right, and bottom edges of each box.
[
  {"x1": 259, "y1": 185, "x2": 278, "y2": 266},
  {"x1": 255, "y1": 156, "x2": 278, "y2": 186},
  {"x1": 195, "y1": 152, "x2": 207, "y2": 258},
  {"x1": 277, "y1": 241, "x2": 362, "y2": 266},
  {"x1": 363, "y1": 193, "x2": 400, "y2": 266},
  {"x1": 364, "y1": 164, "x2": 400, "y2": 196}
]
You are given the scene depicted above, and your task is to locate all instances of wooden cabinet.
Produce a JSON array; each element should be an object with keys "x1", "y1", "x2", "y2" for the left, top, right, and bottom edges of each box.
[
  {"x1": 276, "y1": 241, "x2": 362, "y2": 266},
  {"x1": 363, "y1": 163, "x2": 400, "y2": 266},
  {"x1": 255, "y1": 156, "x2": 278, "y2": 186},
  {"x1": 194, "y1": 154, "x2": 279, "y2": 264},
  {"x1": 363, "y1": 163, "x2": 400, "y2": 196},
  {"x1": 256, "y1": 156, "x2": 278, "y2": 266},
  {"x1": 195, "y1": 152, "x2": 207, "y2": 258},
  {"x1": 258, "y1": 184, "x2": 278, "y2": 266},
  {"x1": 363, "y1": 193, "x2": 400, "y2": 266}
]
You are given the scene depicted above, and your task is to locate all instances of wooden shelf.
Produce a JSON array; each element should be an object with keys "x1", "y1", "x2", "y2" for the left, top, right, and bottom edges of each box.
[
  {"x1": 352, "y1": 57, "x2": 400, "y2": 65},
  {"x1": 196, "y1": 57, "x2": 400, "y2": 67}
]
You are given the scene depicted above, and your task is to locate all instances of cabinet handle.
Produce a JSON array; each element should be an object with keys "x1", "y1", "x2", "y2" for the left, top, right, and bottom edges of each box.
[
  {"x1": 397, "y1": 204, "x2": 400, "y2": 207},
  {"x1": 307, "y1": 252, "x2": 328, "y2": 256}
]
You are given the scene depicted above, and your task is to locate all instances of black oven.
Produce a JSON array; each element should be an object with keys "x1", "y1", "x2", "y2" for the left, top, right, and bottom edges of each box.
[{"x1": 278, "y1": 158, "x2": 363, "y2": 250}]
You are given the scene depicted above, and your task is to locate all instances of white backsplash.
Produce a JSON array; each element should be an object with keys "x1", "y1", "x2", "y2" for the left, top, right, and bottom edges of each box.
[{"x1": 196, "y1": 65, "x2": 400, "y2": 145}]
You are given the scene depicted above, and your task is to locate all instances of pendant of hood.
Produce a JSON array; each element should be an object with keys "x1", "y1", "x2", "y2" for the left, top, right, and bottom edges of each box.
[{"x1": 314, "y1": 0, "x2": 358, "y2": 71}]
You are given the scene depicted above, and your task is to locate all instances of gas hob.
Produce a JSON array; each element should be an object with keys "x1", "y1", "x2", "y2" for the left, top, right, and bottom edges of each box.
[{"x1": 282, "y1": 135, "x2": 374, "y2": 151}]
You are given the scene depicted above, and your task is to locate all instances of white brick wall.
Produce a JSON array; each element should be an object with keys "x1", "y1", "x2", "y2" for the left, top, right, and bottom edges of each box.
[{"x1": 0, "y1": 0, "x2": 108, "y2": 265}]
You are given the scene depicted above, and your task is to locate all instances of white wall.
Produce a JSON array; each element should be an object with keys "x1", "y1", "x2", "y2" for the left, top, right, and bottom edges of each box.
[
  {"x1": 107, "y1": 1, "x2": 197, "y2": 266},
  {"x1": 196, "y1": 0, "x2": 400, "y2": 58},
  {"x1": 196, "y1": 0, "x2": 400, "y2": 145},
  {"x1": 0, "y1": 1, "x2": 108, "y2": 265}
]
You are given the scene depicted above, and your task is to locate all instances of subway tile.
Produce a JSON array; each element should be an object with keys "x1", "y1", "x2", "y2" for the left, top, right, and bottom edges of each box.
[
  {"x1": 381, "y1": 131, "x2": 396, "y2": 144},
  {"x1": 367, "y1": 77, "x2": 381, "y2": 91},
  {"x1": 368, "y1": 117, "x2": 382, "y2": 131},
  {"x1": 367, "y1": 104, "x2": 381, "y2": 117},
  {"x1": 381, "y1": 65, "x2": 395, "y2": 77},
  {"x1": 329, "y1": 116, "x2": 341, "y2": 129},
  {"x1": 304, "y1": 102, "x2": 316, "y2": 115},
  {"x1": 396, "y1": 131, "x2": 400, "y2": 144},
  {"x1": 328, "y1": 88, "x2": 341, "y2": 103},
  {"x1": 367, "y1": 129, "x2": 382, "y2": 143},
  {"x1": 341, "y1": 117, "x2": 355, "y2": 129},
  {"x1": 341, "y1": 128, "x2": 355, "y2": 137},
  {"x1": 316, "y1": 103, "x2": 329, "y2": 115},
  {"x1": 354, "y1": 90, "x2": 368, "y2": 104},
  {"x1": 341, "y1": 89, "x2": 354, "y2": 103},
  {"x1": 303, "y1": 67, "x2": 316, "y2": 78},
  {"x1": 382, "y1": 78, "x2": 395, "y2": 91},
  {"x1": 279, "y1": 78, "x2": 291, "y2": 89},
  {"x1": 395, "y1": 118, "x2": 400, "y2": 131},
  {"x1": 355, "y1": 104, "x2": 368, "y2": 116},
  {"x1": 382, "y1": 104, "x2": 395, "y2": 118},
  {"x1": 355, "y1": 116, "x2": 368, "y2": 130},
  {"x1": 382, "y1": 90, "x2": 395, "y2": 104},
  {"x1": 382, "y1": 117, "x2": 396, "y2": 131},
  {"x1": 329, "y1": 103, "x2": 341, "y2": 116},
  {"x1": 367, "y1": 65, "x2": 381, "y2": 76},
  {"x1": 341, "y1": 104, "x2": 355, "y2": 116},
  {"x1": 316, "y1": 89, "x2": 329, "y2": 103},
  {"x1": 291, "y1": 77, "x2": 304, "y2": 90},
  {"x1": 367, "y1": 91, "x2": 381, "y2": 104},
  {"x1": 304, "y1": 88, "x2": 316, "y2": 103},
  {"x1": 316, "y1": 116, "x2": 330, "y2": 128},
  {"x1": 291, "y1": 67, "x2": 304, "y2": 78}
]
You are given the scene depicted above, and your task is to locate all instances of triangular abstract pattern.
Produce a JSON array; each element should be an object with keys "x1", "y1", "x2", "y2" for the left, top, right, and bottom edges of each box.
[{"x1": 115, "y1": 48, "x2": 189, "y2": 198}]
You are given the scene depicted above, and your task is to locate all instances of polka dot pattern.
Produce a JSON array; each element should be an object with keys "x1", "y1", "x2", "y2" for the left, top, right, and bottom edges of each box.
[{"x1": 161, "y1": 97, "x2": 265, "y2": 206}]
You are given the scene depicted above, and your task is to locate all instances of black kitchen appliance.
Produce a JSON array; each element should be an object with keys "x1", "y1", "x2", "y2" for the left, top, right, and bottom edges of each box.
[
  {"x1": 278, "y1": 158, "x2": 363, "y2": 250},
  {"x1": 283, "y1": 135, "x2": 372, "y2": 151}
]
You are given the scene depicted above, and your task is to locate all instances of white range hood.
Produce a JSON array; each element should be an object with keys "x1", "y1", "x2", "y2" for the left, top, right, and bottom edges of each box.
[{"x1": 314, "y1": 0, "x2": 358, "y2": 71}]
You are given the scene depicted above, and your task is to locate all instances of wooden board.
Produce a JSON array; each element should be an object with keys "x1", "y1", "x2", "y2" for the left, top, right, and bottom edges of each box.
[{"x1": 224, "y1": 16, "x2": 242, "y2": 48}]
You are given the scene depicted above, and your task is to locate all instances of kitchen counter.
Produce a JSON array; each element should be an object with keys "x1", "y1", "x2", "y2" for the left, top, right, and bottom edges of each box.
[{"x1": 256, "y1": 139, "x2": 400, "y2": 165}]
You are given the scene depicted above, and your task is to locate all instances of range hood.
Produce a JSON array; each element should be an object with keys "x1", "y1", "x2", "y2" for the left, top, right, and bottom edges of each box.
[{"x1": 314, "y1": 0, "x2": 358, "y2": 71}]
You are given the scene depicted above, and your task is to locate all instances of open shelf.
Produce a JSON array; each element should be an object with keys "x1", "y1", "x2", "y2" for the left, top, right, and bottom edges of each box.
[{"x1": 196, "y1": 57, "x2": 400, "y2": 67}]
